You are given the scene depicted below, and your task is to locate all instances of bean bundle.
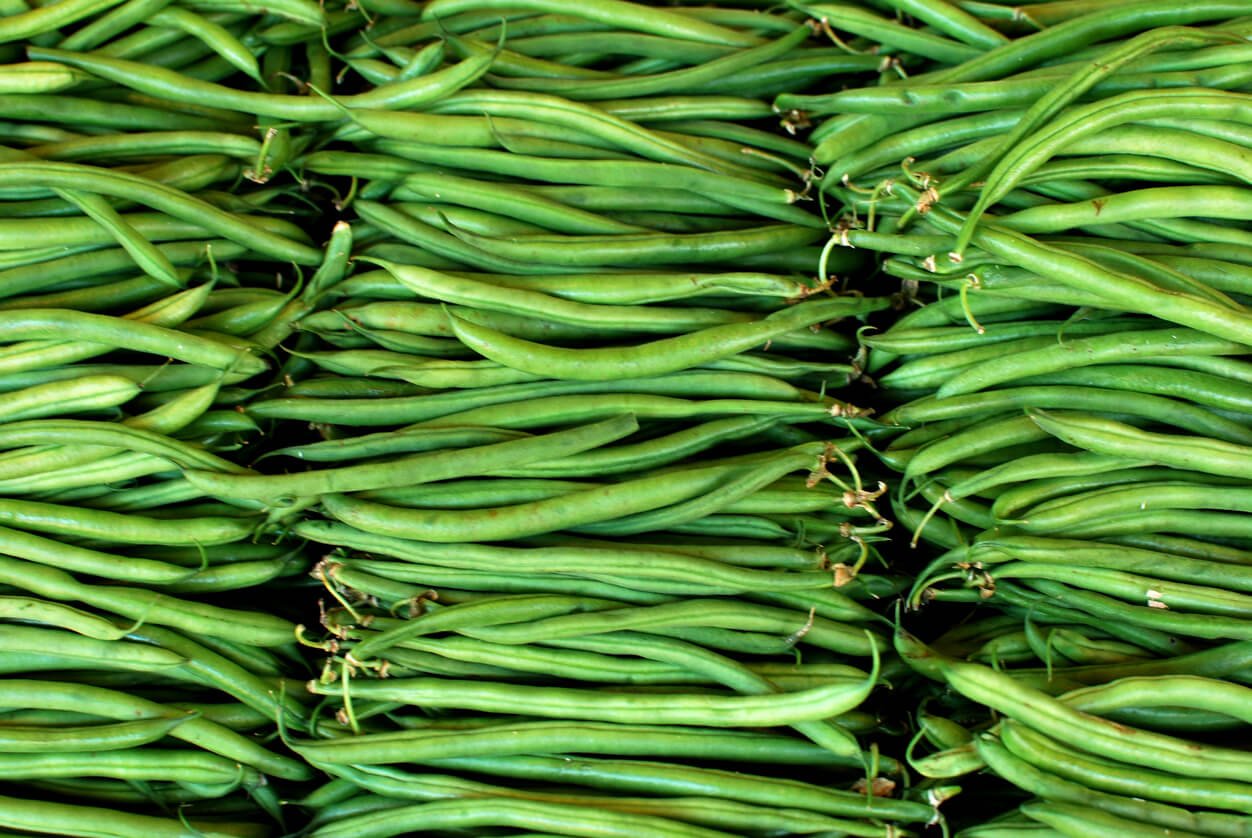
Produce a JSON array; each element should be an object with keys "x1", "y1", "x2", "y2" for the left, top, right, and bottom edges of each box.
[
  {"x1": 0, "y1": 0, "x2": 1249, "y2": 835},
  {"x1": 804, "y1": 1, "x2": 1252, "y2": 834}
]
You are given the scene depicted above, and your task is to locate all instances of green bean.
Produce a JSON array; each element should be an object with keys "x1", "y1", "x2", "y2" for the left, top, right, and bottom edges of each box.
[
  {"x1": 1027, "y1": 578, "x2": 1252, "y2": 641},
  {"x1": 0, "y1": 554, "x2": 295, "y2": 647},
  {"x1": 0, "y1": 161, "x2": 318, "y2": 263},
  {"x1": 1001, "y1": 185, "x2": 1252, "y2": 243},
  {"x1": 315, "y1": 766, "x2": 896, "y2": 837},
  {"x1": 941, "y1": 25, "x2": 1245, "y2": 214},
  {"x1": 578, "y1": 453, "x2": 851, "y2": 537},
  {"x1": 372, "y1": 144, "x2": 806, "y2": 221},
  {"x1": 535, "y1": 633, "x2": 866, "y2": 752},
  {"x1": 0, "y1": 240, "x2": 244, "y2": 303},
  {"x1": 982, "y1": 738, "x2": 1248, "y2": 838},
  {"x1": 0, "y1": 61, "x2": 90, "y2": 94},
  {"x1": 896, "y1": 628, "x2": 1252, "y2": 781},
  {"x1": 0, "y1": 715, "x2": 190, "y2": 752},
  {"x1": 813, "y1": 1, "x2": 1252, "y2": 164},
  {"x1": 0, "y1": 524, "x2": 212, "y2": 584},
  {"x1": 0, "y1": 498, "x2": 255, "y2": 545},
  {"x1": 426, "y1": 754, "x2": 932, "y2": 821},
  {"x1": 124, "y1": 624, "x2": 307, "y2": 728},
  {"x1": 299, "y1": 519, "x2": 839, "y2": 596},
  {"x1": 1004, "y1": 480, "x2": 1252, "y2": 527},
  {"x1": 249, "y1": 368, "x2": 859, "y2": 425},
  {"x1": 991, "y1": 562, "x2": 1252, "y2": 619},
  {"x1": 461, "y1": 599, "x2": 881, "y2": 657},
  {"x1": 0, "y1": 747, "x2": 249, "y2": 785},
  {"x1": 0, "y1": 0, "x2": 128, "y2": 43},
  {"x1": 1051, "y1": 125, "x2": 1252, "y2": 187},
  {"x1": 0, "y1": 374, "x2": 138, "y2": 424},
  {"x1": 1060, "y1": 675, "x2": 1252, "y2": 726},
  {"x1": 389, "y1": 633, "x2": 696, "y2": 685},
  {"x1": 29, "y1": 44, "x2": 491, "y2": 121},
  {"x1": 490, "y1": 25, "x2": 813, "y2": 100},
  {"x1": 56, "y1": 0, "x2": 174, "y2": 50},
  {"x1": 1000, "y1": 721, "x2": 1252, "y2": 814},
  {"x1": 310, "y1": 295, "x2": 847, "y2": 354},
  {"x1": 902, "y1": 414, "x2": 1055, "y2": 492},
  {"x1": 361, "y1": 260, "x2": 782, "y2": 333},
  {"x1": 0, "y1": 274, "x2": 172, "y2": 314},
  {"x1": 292, "y1": 351, "x2": 540, "y2": 389},
  {"x1": 388, "y1": 173, "x2": 646, "y2": 235},
  {"x1": 444, "y1": 220, "x2": 827, "y2": 271},
  {"x1": 149, "y1": 7, "x2": 261, "y2": 83},
  {"x1": 935, "y1": 327, "x2": 1248, "y2": 398},
  {"x1": 421, "y1": 0, "x2": 759, "y2": 47},
  {"x1": 337, "y1": 559, "x2": 673, "y2": 606},
  {"x1": 0, "y1": 213, "x2": 227, "y2": 251},
  {"x1": 878, "y1": 335, "x2": 1063, "y2": 392},
  {"x1": 293, "y1": 719, "x2": 857, "y2": 767},
  {"x1": 0, "y1": 597, "x2": 123, "y2": 641},
  {"x1": 0, "y1": 624, "x2": 186, "y2": 672},
  {"x1": 899, "y1": 187, "x2": 1252, "y2": 348},
  {"x1": 905, "y1": 386, "x2": 1252, "y2": 445},
  {"x1": 310, "y1": 795, "x2": 736, "y2": 838},
  {"x1": 184, "y1": 414, "x2": 637, "y2": 503},
  {"x1": 264, "y1": 425, "x2": 527, "y2": 465},
  {"x1": 312, "y1": 649, "x2": 875, "y2": 727},
  {"x1": 868, "y1": 315, "x2": 1149, "y2": 356},
  {"x1": 959, "y1": 88, "x2": 1252, "y2": 251},
  {"x1": 501, "y1": 415, "x2": 792, "y2": 478},
  {"x1": 0, "y1": 679, "x2": 309, "y2": 780},
  {"x1": 0, "y1": 378, "x2": 216, "y2": 477},
  {"x1": 319, "y1": 458, "x2": 742, "y2": 543},
  {"x1": 0, "y1": 92, "x2": 245, "y2": 131},
  {"x1": 447, "y1": 295, "x2": 882, "y2": 380},
  {"x1": 187, "y1": 0, "x2": 324, "y2": 25},
  {"x1": 1030, "y1": 409, "x2": 1252, "y2": 479},
  {"x1": 797, "y1": 2, "x2": 982, "y2": 63},
  {"x1": 1015, "y1": 363, "x2": 1252, "y2": 414},
  {"x1": 0, "y1": 793, "x2": 252, "y2": 838},
  {"x1": 974, "y1": 535, "x2": 1252, "y2": 592}
]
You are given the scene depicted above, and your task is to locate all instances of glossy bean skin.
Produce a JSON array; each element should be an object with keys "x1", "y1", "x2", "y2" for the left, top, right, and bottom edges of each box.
[
  {"x1": 0, "y1": 793, "x2": 252, "y2": 838},
  {"x1": 972, "y1": 535, "x2": 1252, "y2": 593},
  {"x1": 0, "y1": 310, "x2": 266, "y2": 377},
  {"x1": 981, "y1": 736, "x2": 1250, "y2": 838},
  {"x1": 1000, "y1": 721, "x2": 1252, "y2": 814},
  {"x1": 0, "y1": 162, "x2": 318, "y2": 264},
  {"x1": 0, "y1": 554, "x2": 296, "y2": 648},
  {"x1": 1030, "y1": 409, "x2": 1252, "y2": 479},
  {"x1": 248, "y1": 377, "x2": 864, "y2": 429},
  {"x1": 309, "y1": 648, "x2": 876, "y2": 728},
  {"x1": 0, "y1": 715, "x2": 190, "y2": 753},
  {"x1": 0, "y1": 498, "x2": 255, "y2": 545},
  {"x1": 895, "y1": 628, "x2": 1252, "y2": 782},
  {"x1": 447, "y1": 295, "x2": 886, "y2": 381},
  {"x1": 903, "y1": 183, "x2": 1252, "y2": 345},
  {"x1": 310, "y1": 795, "x2": 738, "y2": 838},
  {"x1": 293, "y1": 719, "x2": 858, "y2": 767},
  {"x1": 184, "y1": 414, "x2": 638, "y2": 504},
  {"x1": 299, "y1": 520, "x2": 841, "y2": 596},
  {"x1": 0, "y1": 680, "x2": 309, "y2": 780},
  {"x1": 28, "y1": 45, "x2": 492, "y2": 122},
  {"x1": 423, "y1": 753, "x2": 933, "y2": 821}
]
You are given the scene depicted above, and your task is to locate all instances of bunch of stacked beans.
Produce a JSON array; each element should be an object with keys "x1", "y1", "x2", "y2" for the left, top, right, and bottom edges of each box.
[{"x1": 0, "y1": 0, "x2": 1247, "y2": 835}]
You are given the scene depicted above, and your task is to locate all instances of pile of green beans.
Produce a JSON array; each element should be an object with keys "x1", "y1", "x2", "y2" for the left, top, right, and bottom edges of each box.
[
  {"x1": 794, "y1": 1, "x2": 1252, "y2": 834},
  {"x1": 253, "y1": 6, "x2": 939, "y2": 836},
  {"x1": 0, "y1": 0, "x2": 344, "y2": 825},
  {"x1": 4, "y1": 0, "x2": 1252, "y2": 834}
]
